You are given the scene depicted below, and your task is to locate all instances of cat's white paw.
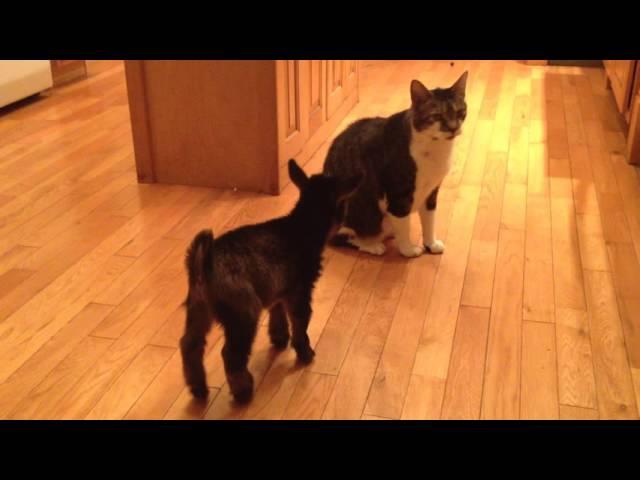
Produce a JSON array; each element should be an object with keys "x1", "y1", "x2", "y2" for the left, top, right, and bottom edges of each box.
[
  {"x1": 425, "y1": 239, "x2": 445, "y2": 255},
  {"x1": 358, "y1": 242, "x2": 386, "y2": 256},
  {"x1": 398, "y1": 243, "x2": 424, "y2": 258}
]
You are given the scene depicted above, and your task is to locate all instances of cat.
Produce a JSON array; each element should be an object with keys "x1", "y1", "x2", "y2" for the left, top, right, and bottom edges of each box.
[
  {"x1": 323, "y1": 71, "x2": 468, "y2": 258},
  {"x1": 180, "y1": 159, "x2": 361, "y2": 403}
]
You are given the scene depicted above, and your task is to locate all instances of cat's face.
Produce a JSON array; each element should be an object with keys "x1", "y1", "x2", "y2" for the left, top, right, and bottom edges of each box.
[{"x1": 409, "y1": 71, "x2": 468, "y2": 141}]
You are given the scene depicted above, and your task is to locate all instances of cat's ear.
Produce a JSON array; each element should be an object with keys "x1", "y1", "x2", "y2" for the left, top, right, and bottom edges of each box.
[
  {"x1": 451, "y1": 71, "x2": 468, "y2": 98},
  {"x1": 337, "y1": 174, "x2": 363, "y2": 201},
  {"x1": 410, "y1": 79, "x2": 431, "y2": 105},
  {"x1": 288, "y1": 159, "x2": 309, "y2": 190}
]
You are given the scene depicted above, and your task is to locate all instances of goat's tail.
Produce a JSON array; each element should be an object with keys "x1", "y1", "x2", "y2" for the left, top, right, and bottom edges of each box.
[
  {"x1": 185, "y1": 229, "x2": 215, "y2": 295},
  {"x1": 181, "y1": 229, "x2": 216, "y2": 399}
]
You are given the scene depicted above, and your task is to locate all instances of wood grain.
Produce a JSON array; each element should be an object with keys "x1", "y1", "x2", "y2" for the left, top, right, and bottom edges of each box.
[{"x1": 1, "y1": 60, "x2": 638, "y2": 420}]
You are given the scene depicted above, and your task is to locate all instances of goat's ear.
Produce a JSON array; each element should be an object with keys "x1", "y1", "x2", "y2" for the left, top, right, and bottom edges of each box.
[
  {"x1": 288, "y1": 159, "x2": 309, "y2": 190},
  {"x1": 337, "y1": 174, "x2": 363, "y2": 200}
]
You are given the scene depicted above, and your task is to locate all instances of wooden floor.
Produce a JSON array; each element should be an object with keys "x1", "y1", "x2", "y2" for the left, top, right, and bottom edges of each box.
[{"x1": 1, "y1": 60, "x2": 640, "y2": 420}]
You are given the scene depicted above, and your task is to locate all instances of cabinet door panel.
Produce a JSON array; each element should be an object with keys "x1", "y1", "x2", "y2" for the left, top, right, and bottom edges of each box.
[
  {"x1": 604, "y1": 60, "x2": 635, "y2": 113},
  {"x1": 326, "y1": 60, "x2": 345, "y2": 119},
  {"x1": 277, "y1": 60, "x2": 308, "y2": 163},
  {"x1": 343, "y1": 60, "x2": 358, "y2": 99},
  {"x1": 308, "y1": 60, "x2": 326, "y2": 136}
]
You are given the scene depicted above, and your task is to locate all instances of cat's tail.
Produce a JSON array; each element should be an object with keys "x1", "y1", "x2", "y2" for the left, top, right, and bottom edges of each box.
[{"x1": 185, "y1": 229, "x2": 215, "y2": 295}]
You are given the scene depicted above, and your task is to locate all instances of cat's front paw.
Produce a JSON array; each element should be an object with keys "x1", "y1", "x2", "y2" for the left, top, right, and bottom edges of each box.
[
  {"x1": 425, "y1": 239, "x2": 445, "y2": 255},
  {"x1": 358, "y1": 242, "x2": 387, "y2": 256},
  {"x1": 398, "y1": 243, "x2": 425, "y2": 258}
]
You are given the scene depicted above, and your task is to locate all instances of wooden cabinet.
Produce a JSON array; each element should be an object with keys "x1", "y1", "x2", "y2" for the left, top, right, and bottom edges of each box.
[
  {"x1": 604, "y1": 60, "x2": 640, "y2": 165},
  {"x1": 326, "y1": 60, "x2": 346, "y2": 118},
  {"x1": 276, "y1": 60, "x2": 360, "y2": 187},
  {"x1": 627, "y1": 69, "x2": 640, "y2": 166},
  {"x1": 325, "y1": 60, "x2": 357, "y2": 119},
  {"x1": 50, "y1": 60, "x2": 87, "y2": 86},
  {"x1": 344, "y1": 60, "x2": 358, "y2": 99},
  {"x1": 276, "y1": 60, "x2": 309, "y2": 166},
  {"x1": 307, "y1": 60, "x2": 326, "y2": 137},
  {"x1": 604, "y1": 60, "x2": 636, "y2": 117},
  {"x1": 125, "y1": 60, "x2": 359, "y2": 195}
]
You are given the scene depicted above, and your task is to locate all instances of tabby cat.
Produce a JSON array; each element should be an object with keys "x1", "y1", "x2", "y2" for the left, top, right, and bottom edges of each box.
[{"x1": 323, "y1": 71, "x2": 468, "y2": 257}]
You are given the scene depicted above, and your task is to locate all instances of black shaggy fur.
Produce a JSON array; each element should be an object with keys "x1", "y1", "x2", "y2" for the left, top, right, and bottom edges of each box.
[{"x1": 180, "y1": 159, "x2": 361, "y2": 403}]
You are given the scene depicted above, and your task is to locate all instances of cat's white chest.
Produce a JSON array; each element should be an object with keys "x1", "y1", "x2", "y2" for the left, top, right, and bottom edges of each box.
[{"x1": 409, "y1": 128, "x2": 454, "y2": 211}]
